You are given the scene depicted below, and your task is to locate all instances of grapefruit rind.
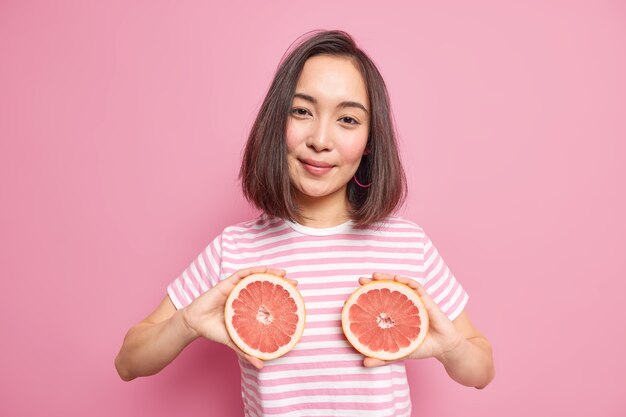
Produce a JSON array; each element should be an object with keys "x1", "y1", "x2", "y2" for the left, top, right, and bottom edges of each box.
[
  {"x1": 341, "y1": 280, "x2": 429, "y2": 361},
  {"x1": 225, "y1": 273, "x2": 305, "y2": 360}
]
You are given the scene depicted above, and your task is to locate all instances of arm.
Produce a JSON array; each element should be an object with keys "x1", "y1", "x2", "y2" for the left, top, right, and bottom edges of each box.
[
  {"x1": 114, "y1": 267, "x2": 284, "y2": 381},
  {"x1": 114, "y1": 296, "x2": 198, "y2": 381},
  {"x1": 360, "y1": 274, "x2": 495, "y2": 389},
  {"x1": 433, "y1": 310, "x2": 495, "y2": 389}
]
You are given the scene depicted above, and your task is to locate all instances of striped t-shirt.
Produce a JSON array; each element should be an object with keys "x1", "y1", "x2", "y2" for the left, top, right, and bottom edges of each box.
[{"x1": 167, "y1": 214, "x2": 468, "y2": 417}]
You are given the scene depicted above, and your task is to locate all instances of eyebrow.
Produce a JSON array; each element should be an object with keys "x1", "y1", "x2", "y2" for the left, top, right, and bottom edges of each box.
[{"x1": 293, "y1": 92, "x2": 369, "y2": 114}]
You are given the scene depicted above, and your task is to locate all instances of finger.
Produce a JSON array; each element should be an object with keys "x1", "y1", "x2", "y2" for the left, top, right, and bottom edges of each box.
[
  {"x1": 223, "y1": 266, "x2": 284, "y2": 286},
  {"x1": 214, "y1": 273, "x2": 244, "y2": 295},
  {"x1": 383, "y1": 278, "x2": 450, "y2": 326},
  {"x1": 411, "y1": 285, "x2": 455, "y2": 328},
  {"x1": 358, "y1": 276, "x2": 373, "y2": 285},
  {"x1": 371, "y1": 272, "x2": 396, "y2": 281},
  {"x1": 412, "y1": 284, "x2": 440, "y2": 311},
  {"x1": 284, "y1": 278, "x2": 299, "y2": 287},
  {"x1": 367, "y1": 274, "x2": 442, "y2": 319},
  {"x1": 244, "y1": 354, "x2": 264, "y2": 370},
  {"x1": 229, "y1": 342, "x2": 265, "y2": 370},
  {"x1": 392, "y1": 275, "x2": 421, "y2": 290},
  {"x1": 259, "y1": 267, "x2": 297, "y2": 287},
  {"x1": 363, "y1": 357, "x2": 391, "y2": 368},
  {"x1": 237, "y1": 266, "x2": 279, "y2": 278},
  {"x1": 261, "y1": 268, "x2": 297, "y2": 287},
  {"x1": 371, "y1": 273, "x2": 422, "y2": 291},
  {"x1": 266, "y1": 268, "x2": 287, "y2": 277},
  {"x1": 221, "y1": 267, "x2": 264, "y2": 287},
  {"x1": 214, "y1": 271, "x2": 250, "y2": 297}
]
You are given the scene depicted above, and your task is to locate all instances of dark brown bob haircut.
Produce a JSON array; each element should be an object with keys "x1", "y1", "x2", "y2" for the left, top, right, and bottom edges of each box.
[{"x1": 240, "y1": 30, "x2": 406, "y2": 226}]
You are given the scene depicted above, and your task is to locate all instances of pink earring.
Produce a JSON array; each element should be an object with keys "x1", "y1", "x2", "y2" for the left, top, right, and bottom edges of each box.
[
  {"x1": 354, "y1": 148, "x2": 372, "y2": 188},
  {"x1": 353, "y1": 175, "x2": 371, "y2": 188}
]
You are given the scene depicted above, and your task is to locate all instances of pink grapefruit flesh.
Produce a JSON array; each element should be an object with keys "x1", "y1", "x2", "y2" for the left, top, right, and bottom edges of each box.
[
  {"x1": 341, "y1": 280, "x2": 429, "y2": 361},
  {"x1": 225, "y1": 273, "x2": 305, "y2": 360}
]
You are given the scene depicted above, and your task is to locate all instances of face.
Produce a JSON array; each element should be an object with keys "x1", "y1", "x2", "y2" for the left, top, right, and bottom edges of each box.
[{"x1": 286, "y1": 55, "x2": 370, "y2": 208}]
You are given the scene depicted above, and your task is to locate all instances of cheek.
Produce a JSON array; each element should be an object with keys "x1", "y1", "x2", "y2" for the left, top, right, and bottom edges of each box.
[
  {"x1": 339, "y1": 132, "x2": 369, "y2": 163},
  {"x1": 285, "y1": 120, "x2": 302, "y2": 153}
]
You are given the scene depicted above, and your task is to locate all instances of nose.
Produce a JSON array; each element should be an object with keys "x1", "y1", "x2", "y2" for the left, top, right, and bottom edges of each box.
[{"x1": 306, "y1": 118, "x2": 333, "y2": 152}]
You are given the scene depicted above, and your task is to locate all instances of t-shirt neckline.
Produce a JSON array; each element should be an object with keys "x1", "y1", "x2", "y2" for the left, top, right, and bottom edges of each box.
[{"x1": 284, "y1": 218, "x2": 354, "y2": 236}]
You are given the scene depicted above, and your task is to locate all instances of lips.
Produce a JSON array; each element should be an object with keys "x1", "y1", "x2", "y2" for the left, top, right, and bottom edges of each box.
[{"x1": 299, "y1": 158, "x2": 334, "y2": 175}]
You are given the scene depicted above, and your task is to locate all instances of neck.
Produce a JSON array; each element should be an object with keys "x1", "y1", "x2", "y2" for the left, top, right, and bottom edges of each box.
[{"x1": 294, "y1": 191, "x2": 351, "y2": 228}]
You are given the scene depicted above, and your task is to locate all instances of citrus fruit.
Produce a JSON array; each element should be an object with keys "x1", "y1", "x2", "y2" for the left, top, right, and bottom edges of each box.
[
  {"x1": 341, "y1": 280, "x2": 429, "y2": 361},
  {"x1": 224, "y1": 273, "x2": 305, "y2": 360}
]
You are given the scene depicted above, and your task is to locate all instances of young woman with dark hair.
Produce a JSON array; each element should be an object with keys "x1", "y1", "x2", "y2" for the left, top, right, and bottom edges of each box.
[
  {"x1": 116, "y1": 30, "x2": 494, "y2": 416},
  {"x1": 240, "y1": 30, "x2": 406, "y2": 226}
]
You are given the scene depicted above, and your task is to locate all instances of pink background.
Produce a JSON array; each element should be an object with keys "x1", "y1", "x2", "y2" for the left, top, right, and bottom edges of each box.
[{"x1": 1, "y1": 1, "x2": 624, "y2": 416}]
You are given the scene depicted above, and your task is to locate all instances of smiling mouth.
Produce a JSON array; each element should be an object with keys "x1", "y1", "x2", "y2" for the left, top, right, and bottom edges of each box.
[
  {"x1": 300, "y1": 158, "x2": 333, "y2": 168},
  {"x1": 299, "y1": 158, "x2": 334, "y2": 175}
]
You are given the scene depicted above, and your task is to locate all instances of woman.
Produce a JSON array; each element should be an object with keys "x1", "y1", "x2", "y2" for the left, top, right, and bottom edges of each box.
[{"x1": 116, "y1": 30, "x2": 494, "y2": 417}]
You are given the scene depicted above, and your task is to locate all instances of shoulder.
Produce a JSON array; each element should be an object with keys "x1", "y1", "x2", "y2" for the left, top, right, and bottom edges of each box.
[
  {"x1": 366, "y1": 216, "x2": 427, "y2": 236},
  {"x1": 221, "y1": 214, "x2": 287, "y2": 239}
]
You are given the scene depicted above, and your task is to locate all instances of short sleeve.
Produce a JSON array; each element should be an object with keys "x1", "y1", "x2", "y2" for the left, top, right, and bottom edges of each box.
[
  {"x1": 167, "y1": 233, "x2": 223, "y2": 309},
  {"x1": 421, "y1": 231, "x2": 469, "y2": 321}
]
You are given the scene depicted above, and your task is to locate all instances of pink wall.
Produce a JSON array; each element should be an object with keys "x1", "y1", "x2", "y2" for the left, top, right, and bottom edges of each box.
[{"x1": 1, "y1": 1, "x2": 624, "y2": 416}]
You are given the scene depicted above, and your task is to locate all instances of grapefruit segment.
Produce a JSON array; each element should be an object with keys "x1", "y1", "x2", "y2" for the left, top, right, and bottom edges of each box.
[
  {"x1": 225, "y1": 273, "x2": 305, "y2": 360},
  {"x1": 341, "y1": 280, "x2": 429, "y2": 361}
]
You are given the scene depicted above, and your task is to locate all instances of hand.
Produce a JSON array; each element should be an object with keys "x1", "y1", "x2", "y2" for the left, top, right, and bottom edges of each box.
[
  {"x1": 358, "y1": 272, "x2": 464, "y2": 368},
  {"x1": 181, "y1": 266, "x2": 292, "y2": 370}
]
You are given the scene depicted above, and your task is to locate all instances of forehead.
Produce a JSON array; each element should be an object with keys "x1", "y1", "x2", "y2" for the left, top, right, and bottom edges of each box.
[{"x1": 295, "y1": 55, "x2": 369, "y2": 107}]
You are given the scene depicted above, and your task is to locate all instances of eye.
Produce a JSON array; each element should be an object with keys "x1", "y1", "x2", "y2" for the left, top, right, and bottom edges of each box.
[
  {"x1": 339, "y1": 116, "x2": 360, "y2": 125},
  {"x1": 291, "y1": 108, "x2": 311, "y2": 117}
]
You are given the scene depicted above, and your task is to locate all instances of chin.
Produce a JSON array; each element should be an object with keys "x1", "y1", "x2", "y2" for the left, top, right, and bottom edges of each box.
[
  {"x1": 295, "y1": 184, "x2": 339, "y2": 200},
  {"x1": 299, "y1": 188, "x2": 333, "y2": 199}
]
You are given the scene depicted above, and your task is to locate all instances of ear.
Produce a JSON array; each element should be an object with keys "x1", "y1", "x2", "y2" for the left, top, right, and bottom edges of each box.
[{"x1": 363, "y1": 148, "x2": 371, "y2": 156}]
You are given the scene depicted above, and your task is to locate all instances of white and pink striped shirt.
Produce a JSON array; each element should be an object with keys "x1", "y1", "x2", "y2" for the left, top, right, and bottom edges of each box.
[{"x1": 168, "y1": 215, "x2": 468, "y2": 417}]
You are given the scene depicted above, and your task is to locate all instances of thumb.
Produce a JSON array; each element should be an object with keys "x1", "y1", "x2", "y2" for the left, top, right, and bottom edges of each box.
[
  {"x1": 226, "y1": 340, "x2": 264, "y2": 370},
  {"x1": 243, "y1": 353, "x2": 264, "y2": 370},
  {"x1": 414, "y1": 284, "x2": 449, "y2": 323},
  {"x1": 363, "y1": 357, "x2": 390, "y2": 368}
]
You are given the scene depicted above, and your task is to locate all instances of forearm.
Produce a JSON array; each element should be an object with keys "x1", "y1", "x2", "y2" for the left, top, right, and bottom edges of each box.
[
  {"x1": 115, "y1": 309, "x2": 198, "y2": 381},
  {"x1": 438, "y1": 336, "x2": 495, "y2": 389}
]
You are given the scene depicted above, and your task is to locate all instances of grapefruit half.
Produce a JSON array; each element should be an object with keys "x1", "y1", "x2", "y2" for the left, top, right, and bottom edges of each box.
[
  {"x1": 225, "y1": 273, "x2": 305, "y2": 360},
  {"x1": 341, "y1": 280, "x2": 429, "y2": 361}
]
